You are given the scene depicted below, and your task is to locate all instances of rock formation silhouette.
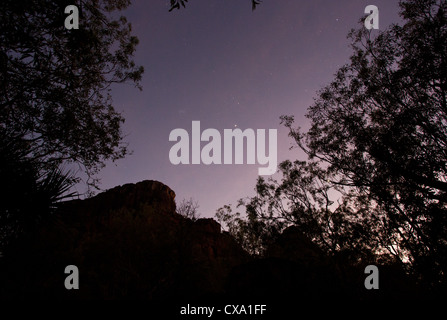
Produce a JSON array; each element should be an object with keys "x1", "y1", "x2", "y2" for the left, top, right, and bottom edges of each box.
[
  {"x1": 0, "y1": 180, "x2": 248, "y2": 300},
  {"x1": 0, "y1": 180, "x2": 426, "y2": 301}
]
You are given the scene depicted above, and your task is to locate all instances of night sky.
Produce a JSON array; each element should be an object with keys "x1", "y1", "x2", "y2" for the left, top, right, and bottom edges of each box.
[{"x1": 90, "y1": 0, "x2": 402, "y2": 218}]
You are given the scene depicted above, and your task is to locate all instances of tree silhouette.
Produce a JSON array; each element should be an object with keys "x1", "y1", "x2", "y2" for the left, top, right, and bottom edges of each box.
[
  {"x1": 0, "y1": 130, "x2": 75, "y2": 253},
  {"x1": 0, "y1": 0, "x2": 144, "y2": 188},
  {"x1": 295, "y1": 0, "x2": 447, "y2": 287},
  {"x1": 169, "y1": 0, "x2": 262, "y2": 12},
  {"x1": 220, "y1": 0, "x2": 447, "y2": 290},
  {"x1": 0, "y1": 0, "x2": 143, "y2": 252},
  {"x1": 216, "y1": 160, "x2": 383, "y2": 263},
  {"x1": 177, "y1": 197, "x2": 201, "y2": 221}
]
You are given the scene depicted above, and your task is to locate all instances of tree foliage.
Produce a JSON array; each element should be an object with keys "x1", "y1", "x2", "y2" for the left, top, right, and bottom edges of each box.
[
  {"x1": 216, "y1": 161, "x2": 385, "y2": 263},
  {"x1": 0, "y1": 0, "x2": 144, "y2": 184},
  {"x1": 218, "y1": 0, "x2": 447, "y2": 289},
  {"x1": 295, "y1": 0, "x2": 447, "y2": 286},
  {"x1": 0, "y1": 130, "x2": 75, "y2": 252},
  {"x1": 177, "y1": 197, "x2": 201, "y2": 221},
  {"x1": 0, "y1": 0, "x2": 143, "y2": 251},
  {"x1": 169, "y1": 0, "x2": 262, "y2": 12}
]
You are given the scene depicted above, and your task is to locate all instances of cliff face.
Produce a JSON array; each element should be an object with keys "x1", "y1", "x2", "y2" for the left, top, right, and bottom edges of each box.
[{"x1": 0, "y1": 180, "x2": 248, "y2": 300}]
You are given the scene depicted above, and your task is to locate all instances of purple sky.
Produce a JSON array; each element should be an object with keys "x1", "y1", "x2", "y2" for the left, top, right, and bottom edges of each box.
[{"x1": 89, "y1": 0, "x2": 402, "y2": 218}]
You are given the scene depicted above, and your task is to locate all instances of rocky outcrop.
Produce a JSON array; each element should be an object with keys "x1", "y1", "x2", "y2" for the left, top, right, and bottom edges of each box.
[
  {"x1": 0, "y1": 180, "x2": 248, "y2": 300},
  {"x1": 0, "y1": 180, "x2": 428, "y2": 301},
  {"x1": 226, "y1": 226, "x2": 345, "y2": 300},
  {"x1": 59, "y1": 180, "x2": 177, "y2": 218}
]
